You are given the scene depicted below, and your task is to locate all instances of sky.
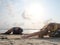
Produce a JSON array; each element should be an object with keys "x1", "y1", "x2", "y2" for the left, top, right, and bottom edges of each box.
[{"x1": 0, "y1": 0, "x2": 60, "y2": 33}]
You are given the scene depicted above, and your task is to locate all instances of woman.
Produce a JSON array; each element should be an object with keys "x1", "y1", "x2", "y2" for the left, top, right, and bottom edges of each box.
[{"x1": 22, "y1": 23, "x2": 60, "y2": 38}]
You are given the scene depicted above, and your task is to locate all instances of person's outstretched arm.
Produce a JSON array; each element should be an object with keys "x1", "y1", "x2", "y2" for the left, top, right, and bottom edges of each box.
[
  {"x1": 22, "y1": 29, "x2": 48, "y2": 38},
  {"x1": 22, "y1": 31, "x2": 40, "y2": 38},
  {"x1": 4, "y1": 28, "x2": 13, "y2": 34}
]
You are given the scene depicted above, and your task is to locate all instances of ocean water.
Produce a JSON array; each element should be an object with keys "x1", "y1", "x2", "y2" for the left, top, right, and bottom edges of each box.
[{"x1": 0, "y1": 29, "x2": 39, "y2": 34}]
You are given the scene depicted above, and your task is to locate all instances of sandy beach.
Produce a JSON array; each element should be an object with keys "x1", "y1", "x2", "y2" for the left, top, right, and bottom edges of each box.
[{"x1": 0, "y1": 35, "x2": 60, "y2": 45}]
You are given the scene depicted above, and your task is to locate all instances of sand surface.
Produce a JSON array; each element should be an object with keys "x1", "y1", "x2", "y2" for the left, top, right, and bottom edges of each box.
[{"x1": 0, "y1": 35, "x2": 60, "y2": 45}]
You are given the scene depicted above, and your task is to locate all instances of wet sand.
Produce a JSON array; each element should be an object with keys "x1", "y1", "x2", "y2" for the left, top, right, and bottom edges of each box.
[{"x1": 0, "y1": 35, "x2": 60, "y2": 45}]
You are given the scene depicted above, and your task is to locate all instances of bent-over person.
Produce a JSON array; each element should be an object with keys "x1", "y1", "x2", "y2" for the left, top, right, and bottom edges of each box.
[{"x1": 3, "y1": 27, "x2": 23, "y2": 35}]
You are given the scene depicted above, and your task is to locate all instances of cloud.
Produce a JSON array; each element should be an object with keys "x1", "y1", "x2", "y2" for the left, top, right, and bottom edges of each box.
[
  {"x1": 0, "y1": 0, "x2": 25, "y2": 29},
  {"x1": 0, "y1": 0, "x2": 1, "y2": 5}
]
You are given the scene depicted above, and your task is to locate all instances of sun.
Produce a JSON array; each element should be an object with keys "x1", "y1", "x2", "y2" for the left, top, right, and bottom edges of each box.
[
  {"x1": 23, "y1": 3, "x2": 46, "y2": 30},
  {"x1": 24, "y1": 3, "x2": 45, "y2": 22}
]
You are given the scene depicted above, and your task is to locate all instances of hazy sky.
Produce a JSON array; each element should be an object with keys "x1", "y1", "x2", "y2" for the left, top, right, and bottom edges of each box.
[{"x1": 0, "y1": 0, "x2": 60, "y2": 30}]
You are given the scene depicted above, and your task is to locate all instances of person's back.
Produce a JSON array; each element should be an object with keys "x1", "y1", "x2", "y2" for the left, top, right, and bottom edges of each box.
[{"x1": 13, "y1": 27, "x2": 23, "y2": 35}]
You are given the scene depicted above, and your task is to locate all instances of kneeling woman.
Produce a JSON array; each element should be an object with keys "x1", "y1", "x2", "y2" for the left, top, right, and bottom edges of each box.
[{"x1": 22, "y1": 23, "x2": 60, "y2": 38}]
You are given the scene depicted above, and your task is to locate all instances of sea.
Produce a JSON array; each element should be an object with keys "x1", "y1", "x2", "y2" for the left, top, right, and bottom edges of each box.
[{"x1": 0, "y1": 29, "x2": 39, "y2": 34}]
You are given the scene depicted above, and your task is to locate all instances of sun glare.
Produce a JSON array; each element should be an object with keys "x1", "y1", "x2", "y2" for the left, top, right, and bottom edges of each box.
[{"x1": 25, "y1": 3, "x2": 45, "y2": 22}]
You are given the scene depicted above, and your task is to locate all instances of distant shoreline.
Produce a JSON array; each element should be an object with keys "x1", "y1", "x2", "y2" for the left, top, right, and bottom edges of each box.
[{"x1": 0, "y1": 29, "x2": 39, "y2": 34}]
